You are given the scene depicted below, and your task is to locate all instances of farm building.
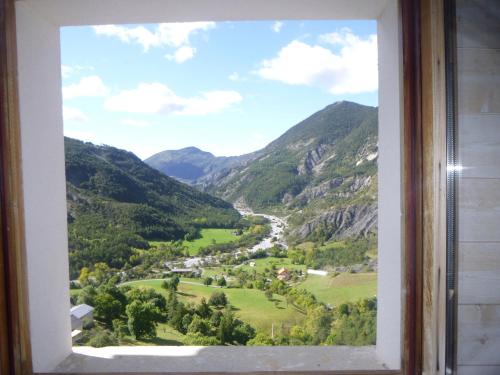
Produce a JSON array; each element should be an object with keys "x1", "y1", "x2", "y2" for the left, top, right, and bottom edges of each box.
[
  {"x1": 276, "y1": 268, "x2": 290, "y2": 281},
  {"x1": 70, "y1": 304, "x2": 94, "y2": 343}
]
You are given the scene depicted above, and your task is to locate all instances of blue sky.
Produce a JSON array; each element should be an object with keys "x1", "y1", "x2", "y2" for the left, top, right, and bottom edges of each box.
[{"x1": 61, "y1": 20, "x2": 378, "y2": 159}]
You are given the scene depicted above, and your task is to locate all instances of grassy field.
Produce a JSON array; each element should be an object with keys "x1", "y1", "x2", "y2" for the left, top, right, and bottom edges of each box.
[
  {"x1": 238, "y1": 257, "x2": 306, "y2": 273},
  {"x1": 151, "y1": 228, "x2": 240, "y2": 256},
  {"x1": 298, "y1": 273, "x2": 377, "y2": 307},
  {"x1": 202, "y1": 257, "x2": 306, "y2": 279},
  {"x1": 123, "y1": 279, "x2": 305, "y2": 335}
]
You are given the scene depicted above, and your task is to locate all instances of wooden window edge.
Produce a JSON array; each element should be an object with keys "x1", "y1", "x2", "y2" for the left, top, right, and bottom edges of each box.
[{"x1": 0, "y1": 0, "x2": 33, "y2": 374}]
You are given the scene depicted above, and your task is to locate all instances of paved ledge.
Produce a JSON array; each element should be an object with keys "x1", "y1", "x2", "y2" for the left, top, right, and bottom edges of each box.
[{"x1": 53, "y1": 346, "x2": 389, "y2": 373}]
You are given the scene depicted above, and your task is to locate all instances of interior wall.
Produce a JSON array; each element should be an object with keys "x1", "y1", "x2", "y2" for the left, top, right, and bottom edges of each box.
[{"x1": 455, "y1": 0, "x2": 500, "y2": 374}]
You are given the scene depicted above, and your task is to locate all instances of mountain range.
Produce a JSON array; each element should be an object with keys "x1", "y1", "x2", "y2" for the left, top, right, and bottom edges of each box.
[
  {"x1": 144, "y1": 147, "x2": 252, "y2": 186},
  {"x1": 145, "y1": 101, "x2": 378, "y2": 244},
  {"x1": 65, "y1": 137, "x2": 241, "y2": 242}
]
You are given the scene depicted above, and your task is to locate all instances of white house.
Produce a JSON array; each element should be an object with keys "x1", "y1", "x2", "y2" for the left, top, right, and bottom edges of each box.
[{"x1": 70, "y1": 304, "x2": 94, "y2": 343}]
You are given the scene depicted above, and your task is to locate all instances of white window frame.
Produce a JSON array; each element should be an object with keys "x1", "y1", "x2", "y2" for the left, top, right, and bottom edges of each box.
[{"x1": 15, "y1": 0, "x2": 402, "y2": 372}]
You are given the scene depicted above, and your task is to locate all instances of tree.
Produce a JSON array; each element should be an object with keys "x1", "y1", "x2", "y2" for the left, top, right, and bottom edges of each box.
[
  {"x1": 112, "y1": 318, "x2": 129, "y2": 339},
  {"x1": 187, "y1": 315, "x2": 211, "y2": 336},
  {"x1": 78, "y1": 267, "x2": 91, "y2": 287},
  {"x1": 326, "y1": 298, "x2": 377, "y2": 346},
  {"x1": 184, "y1": 332, "x2": 220, "y2": 345},
  {"x1": 169, "y1": 302, "x2": 187, "y2": 333},
  {"x1": 210, "y1": 310, "x2": 223, "y2": 327},
  {"x1": 181, "y1": 313, "x2": 194, "y2": 334},
  {"x1": 203, "y1": 277, "x2": 213, "y2": 286},
  {"x1": 232, "y1": 321, "x2": 256, "y2": 344},
  {"x1": 126, "y1": 287, "x2": 167, "y2": 322},
  {"x1": 77, "y1": 285, "x2": 97, "y2": 306},
  {"x1": 99, "y1": 284, "x2": 127, "y2": 313},
  {"x1": 217, "y1": 308, "x2": 235, "y2": 344},
  {"x1": 247, "y1": 332, "x2": 274, "y2": 346},
  {"x1": 162, "y1": 275, "x2": 180, "y2": 292},
  {"x1": 92, "y1": 262, "x2": 112, "y2": 285},
  {"x1": 208, "y1": 291, "x2": 227, "y2": 307},
  {"x1": 85, "y1": 326, "x2": 118, "y2": 347},
  {"x1": 216, "y1": 277, "x2": 227, "y2": 287},
  {"x1": 196, "y1": 297, "x2": 211, "y2": 319},
  {"x1": 126, "y1": 300, "x2": 157, "y2": 340},
  {"x1": 254, "y1": 279, "x2": 265, "y2": 290},
  {"x1": 304, "y1": 305, "x2": 332, "y2": 345},
  {"x1": 288, "y1": 325, "x2": 311, "y2": 345},
  {"x1": 94, "y1": 292, "x2": 123, "y2": 326}
]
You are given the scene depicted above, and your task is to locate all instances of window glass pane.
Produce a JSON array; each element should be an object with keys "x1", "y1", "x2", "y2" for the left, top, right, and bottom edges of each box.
[{"x1": 63, "y1": 20, "x2": 380, "y2": 349}]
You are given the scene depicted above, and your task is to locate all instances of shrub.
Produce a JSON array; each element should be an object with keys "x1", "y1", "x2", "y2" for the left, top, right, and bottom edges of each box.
[
  {"x1": 208, "y1": 291, "x2": 227, "y2": 307},
  {"x1": 85, "y1": 326, "x2": 118, "y2": 347}
]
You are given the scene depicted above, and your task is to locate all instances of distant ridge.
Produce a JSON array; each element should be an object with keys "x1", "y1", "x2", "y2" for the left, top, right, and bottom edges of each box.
[
  {"x1": 145, "y1": 144, "x2": 253, "y2": 185},
  {"x1": 147, "y1": 101, "x2": 379, "y2": 244}
]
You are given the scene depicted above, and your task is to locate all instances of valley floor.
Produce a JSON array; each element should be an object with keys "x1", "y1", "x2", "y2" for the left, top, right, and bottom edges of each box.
[{"x1": 120, "y1": 270, "x2": 377, "y2": 346}]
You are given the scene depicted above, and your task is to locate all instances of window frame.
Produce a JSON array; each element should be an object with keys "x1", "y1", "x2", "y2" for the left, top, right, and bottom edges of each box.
[{"x1": 0, "y1": 0, "x2": 447, "y2": 373}]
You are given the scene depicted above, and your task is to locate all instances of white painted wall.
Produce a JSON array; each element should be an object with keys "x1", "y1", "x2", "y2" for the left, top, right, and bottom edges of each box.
[
  {"x1": 15, "y1": 2, "x2": 72, "y2": 372},
  {"x1": 15, "y1": 0, "x2": 401, "y2": 371},
  {"x1": 376, "y1": 0, "x2": 403, "y2": 370},
  {"x1": 25, "y1": 0, "x2": 390, "y2": 26}
]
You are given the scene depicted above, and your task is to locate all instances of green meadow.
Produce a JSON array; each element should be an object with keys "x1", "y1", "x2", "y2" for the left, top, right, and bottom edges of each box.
[
  {"x1": 151, "y1": 228, "x2": 240, "y2": 256},
  {"x1": 123, "y1": 278, "x2": 305, "y2": 335},
  {"x1": 299, "y1": 273, "x2": 377, "y2": 307}
]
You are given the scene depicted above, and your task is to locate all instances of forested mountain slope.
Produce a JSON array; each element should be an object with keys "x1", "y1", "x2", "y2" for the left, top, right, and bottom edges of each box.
[
  {"x1": 147, "y1": 101, "x2": 379, "y2": 244},
  {"x1": 205, "y1": 101, "x2": 378, "y2": 244},
  {"x1": 65, "y1": 137, "x2": 240, "y2": 276}
]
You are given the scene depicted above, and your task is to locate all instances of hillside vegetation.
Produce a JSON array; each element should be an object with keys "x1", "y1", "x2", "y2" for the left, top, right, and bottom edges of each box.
[
  {"x1": 65, "y1": 137, "x2": 240, "y2": 277},
  {"x1": 67, "y1": 101, "x2": 379, "y2": 348},
  {"x1": 147, "y1": 101, "x2": 378, "y2": 244}
]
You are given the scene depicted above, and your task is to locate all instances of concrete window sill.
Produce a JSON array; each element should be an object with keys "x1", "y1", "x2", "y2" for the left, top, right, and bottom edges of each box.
[{"x1": 53, "y1": 346, "x2": 387, "y2": 373}]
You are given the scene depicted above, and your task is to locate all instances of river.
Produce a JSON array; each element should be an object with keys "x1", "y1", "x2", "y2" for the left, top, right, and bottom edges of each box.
[
  {"x1": 183, "y1": 205, "x2": 288, "y2": 268},
  {"x1": 236, "y1": 208, "x2": 288, "y2": 252}
]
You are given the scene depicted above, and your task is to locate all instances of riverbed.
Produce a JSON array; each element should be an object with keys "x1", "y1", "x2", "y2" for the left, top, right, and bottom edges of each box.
[{"x1": 237, "y1": 208, "x2": 288, "y2": 252}]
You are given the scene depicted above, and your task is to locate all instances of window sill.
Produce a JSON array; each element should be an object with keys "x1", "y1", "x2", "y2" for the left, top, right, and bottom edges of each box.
[{"x1": 52, "y1": 346, "x2": 390, "y2": 373}]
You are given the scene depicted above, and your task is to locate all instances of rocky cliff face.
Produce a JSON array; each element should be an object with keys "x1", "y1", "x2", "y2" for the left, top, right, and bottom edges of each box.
[
  {"x1": 210, "y1": 102, "x2": 378, "y2": 243},
  {"x1": 289, "y1": 203, "x2": 377, "y2": 242},
  {"x1": 147, "y1": 101, "x2": 379, "y2": 244}
]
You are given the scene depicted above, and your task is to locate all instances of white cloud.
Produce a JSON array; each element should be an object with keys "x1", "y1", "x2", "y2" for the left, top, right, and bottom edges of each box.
[
  {"x1": 272, "y1": 21, "x2": 284, "y2": 33},
  {"x1": 63, "y1": 76, "x2": 109, "y2": 99},
  {"x1": 104, "y1": 82, "x2": 242, "y2": 116},
  {"x1": 319, "y1": 27, "x2": 358, "y2": 45},
  {"x1": 93, "y1": 22, "x2": 215, "y2": 51},
  {"x1": 255, "y1": 29, "x2": 378, "y2": 95},
  {"x1": 228, "y1": 72, "x2": 243, "y2": 81},
  {"x1": 180, "y1": 90, "x2": 242, "y2": 116},
  {"x1": 61, "y1": 64, "x2": 94, "y2": 79},
  {"x1": 105, "y1": 83, "x2": 182, "y2": 114},
  {"x1": 121, "y1": 118, "x2": 152, "y2": 127},
  {"x1": 63, "y1": 106, "x2": 88, "y2": 122},
  {"x1": 61, "y1": 65, "x2": 73, "y2": 79},
  {"x1": 166, "y1": 46, "x2": 196, "y2": 63}
]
